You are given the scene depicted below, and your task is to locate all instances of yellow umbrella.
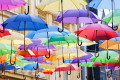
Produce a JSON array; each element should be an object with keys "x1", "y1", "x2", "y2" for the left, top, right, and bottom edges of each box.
[
  {"x1": 0, "y1": 31, "x2": 32, "y2": 45},
  {"x1": 37, "y1": 0, "x2": 88, "y2": 11},
  {"x1": 99, "y1": 40, "x2": 120, "y2": 50},
  {"x1": 43, "y1": 47, "x2": 86, "y2": 61}
]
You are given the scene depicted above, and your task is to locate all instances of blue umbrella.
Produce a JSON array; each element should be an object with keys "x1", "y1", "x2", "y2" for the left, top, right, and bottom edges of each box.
[
  {"x1": 89, "y1": 0, "x2": 120, "y2": 10},
  {"x1": 21, "y1": 64, "x2": 45, "y2": 71},
  {"x1": 115, "y1": 31, "x2": 120, "y2": 36},
  {"x1": 2, "y1": 14, "x2": 48, "y2": 50},
  {"x1": 89, "y1": 0, "x2": 120, "y2": 30}
]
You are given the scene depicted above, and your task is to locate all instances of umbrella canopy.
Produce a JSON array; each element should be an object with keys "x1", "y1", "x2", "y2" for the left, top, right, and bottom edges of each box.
[
  {"x1": 41, "y1": 69, "x2": 55, "y2": 75},
  {"x1": 0, "y1": 63, "x2": 19, "y2": 71},
  {"x1": 0, "y1": 44, "x2": 16, "y2": 55},
  {"x1": 55, "y1": 64, "x2": 81, "y2": 72},
  {"x1": 88, "y1": 0, "x2": 120, "y2": 10},
  {"x1": 2, "y1": 14, "x2": 48, "y2": 31},
  {"x1": 103, "y1": 10, "x2": 120, "y2": 24},
  {"x1": 55, "y1": 9, "x2": 101, "y2": 24},
  {"x1": 26, "y1": 25, "x2": 70, "y2": 39},
  {"x1": 91, "y1": 50, "x2": 119, "y2": 64},
  {"x1": 37, "y1": 0, "x2": 88, "y2": 11},
  {"x1": 99, "y1": 38, "x2": 120, "y2": 50},
  {"x1": 0, "y1": 24, "x2": 10, "y2": 37},
  {"x1": 0, "y1": 0, "x2": 26, "y2": 10},
  {"x1": 1, "y1": 31, "x2": 32, "y2": 45},
  {"x1": 79, "y1": 62, "x2": 95, "y2": 67},
  {"x1": 72, "y1": 52, "x2": 93, "y2": 64},
  {"x1": 42, "y1": 33, "x2": 96, "y2": 46},
  {"x1": 93, "y1": 62, "x2": 119, "y2": 67},
  {"x1": 22, "y1": 57, "x2": 53, "y2": 64},
  {"x1": 75, "y1": 24, "x2": 118, "y2": 41},
  {"x1": 108, "y1": 65, "x2": 120, "y2": 71},
  {"x1": 43, "y1": 48, "x2": 86, "y2": 61},
  {"x1": 16, "y1": 49, "x2": 55, "y2": 57},
  {"x1": 21, "y1": 64, "x2": 45, "y2": 71},
  {"x1": 19, "y1": 39, "x2": 55, "y2": 50}
]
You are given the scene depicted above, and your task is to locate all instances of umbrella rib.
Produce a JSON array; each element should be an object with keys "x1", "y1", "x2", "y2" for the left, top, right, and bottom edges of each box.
[
  {"x1": 17, "y1": 21, "x2": 21, "y2": 31},
  {"x1": 32, "y1": 22, "x2": 37, "y2": 31},
  {"x1": 104, "y1": 31, "x2": 109, "y2": 40}
]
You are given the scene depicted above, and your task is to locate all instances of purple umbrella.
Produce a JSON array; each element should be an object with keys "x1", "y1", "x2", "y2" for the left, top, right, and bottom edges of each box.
[
  {"x1": 54, "y1": 9, "x2": 101, "y2": 24},
  {"x1": 19, "y1": 39, "x2": 56, "y2": 50},
  {"x1": 22, "y1": 57, "x2": 53, "y2": 64},
  {"x1": 72, "y1": 52, "x2": 93, "y2": 66}
]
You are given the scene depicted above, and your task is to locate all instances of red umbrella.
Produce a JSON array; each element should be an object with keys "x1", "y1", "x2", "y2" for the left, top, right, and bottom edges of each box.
[
  {"x1": 16, "y1": 49, "x2": 55, "y2": 57},
  {"x1": 93, "y1": 62, "x2": 119, "y2": 67},
  {"x1": 0, "y1": 24, "x2": 10, "y2": 37},
  {"x1": 75, "y1": 24, "x2": 118, "y2": 58}
]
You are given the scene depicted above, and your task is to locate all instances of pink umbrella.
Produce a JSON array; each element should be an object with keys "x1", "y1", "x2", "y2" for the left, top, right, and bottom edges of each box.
[
  {"x1": 0, "y1": 0, "x2": 26, "y2": 33},
  {"x1": 55, "y1": 64, "x2": 81, "y2": 76}
]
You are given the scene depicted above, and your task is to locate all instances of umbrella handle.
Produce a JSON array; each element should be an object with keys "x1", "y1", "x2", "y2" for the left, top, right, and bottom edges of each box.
[
  {"x1": 112, "y1": 25, "x2": 118, "y2": 31},
  {"x1": 10, "y1": 59, "x2": 16, "y2": 65},
  {"x1": 67, "y1": 66, "x2": 71, "y2": 75},
  {"x1": 77, "y1": 72, "x2": 80, "y2": 79},
  {"x1": 95, "y1": 53, "x2": 99, "y2": 57},
  {"x1": 107, "y1": 51, "x2": 110, "y2": 60},
  {"x1": 0, "y1": 10, "x2": 5, "y2": 33},
  {"x1": 62, "y1": 56, "x2": 64, "y2": 63},
  {"x1": 24, "y1": 0, "x2": 29, "y2": 15},
  {"x1": 45, "y1": 50, "x2": 50, "y2": 58},
  {"x1": 77, "y1": 37, "x2": 82, "y2": 46},
  {"x1": 1, "y1": 63, "x2": 4, "y2": 73},
  {"x1": 33, "y1": 62, "x2": 39, "y2": 70},
  {"x1": 23, "y1": 74, "x2": 26, "y2": 80}
]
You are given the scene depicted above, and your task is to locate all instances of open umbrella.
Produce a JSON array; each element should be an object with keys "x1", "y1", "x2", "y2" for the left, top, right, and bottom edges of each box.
[
  {"x1": 75, "y1": 24, "x2": 118, "y2": 58},
  {"x1": 37, "y1": 0, "x2": 87, "y2": 32},
  {"x1": 0, "y1": 24, "x2": 10, "y2": 37},
  {"x1": 2, "y1": 13, "x2": 48, "y2": 51},
  {"x1": 91, "y1": 50, "x2": 119, "y2": 64},
  {"x1": 89, "y1": 0, "x2": 120, "y2": 30},
  {"x1": 0, "y1": 0, "x2": 26, "y2": 33}
]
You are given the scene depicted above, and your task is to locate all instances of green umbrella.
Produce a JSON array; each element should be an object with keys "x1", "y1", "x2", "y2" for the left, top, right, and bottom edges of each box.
[
  {"x1": 91, "y1": 50, "x2": 119, "y2": 64},
  {"x1": 103, "y1": 10, "x2": 120, "y2": 24},
  {"x1": 14, "y1": 56, "x2": 34, "y2": 66},
  {"x1": 0, "y1": 44, "x2": 16, "y2": 55},
  {"x1": 42, "y1": 33, "x2": 96, "y2": 46},
  {"x1": 79, "y1": 62, "x2": 95, "y2": 67}
]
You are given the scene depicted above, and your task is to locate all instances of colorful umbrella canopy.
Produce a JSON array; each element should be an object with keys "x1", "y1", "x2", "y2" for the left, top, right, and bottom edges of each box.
[
  {"x1": 91, "y1": 50, "x2": 119, "y2": 64},
  {"x1": 0, "y1": 44, "x2": 16, "y2": 55},
  {"x1": 103, "y1": 10, "x2": 120, "y2": 24},
  {"x1": 0, "y1": 24, "x2": 10, "y2": 37},
  {"x1": 19, "y1": 39, "x2": 55, "y2": 50},
  {"x1": 0, "y1": 0, "x2": 26, "y2": 10},
  {"x1": 42, "y1": 33, "x2": 96, "y2": 46},
  {"x1": 22, "y1": 57, "x2": 53, "y2": 64},
  {"x1": 75, "y1": 24, "x2": 118, "y2": 41},
  {"x1": 88, "y1": 0, "x2": 120, "y2": 9},
  {"x1": 55, "y1": 64, "x2": 81, "y2": 71},
  {"x1": 108, "y1": 65, "x2": 120, "y2": 71},
  {"x1": 26, "y1": 25, "x2": 70, "y2": 39},
  {"x1": 16, "y1": 49, "x2": 55, "y2": 57},
  {"x1": 54, "y1": 9, "x2": 101, "y2": 24},
  {"x1": 93, "y1": 62, "x2": 119, "y2": 67},
  {"x1": 21, "y1": 64, "x2": 45, "y2": 71},
  {"x1": 79, "y1": 62, "x2": 95, "y2": 67},
  {"x1": 37, "y1": 0, "x2": 88, "y2": 11},
  {"x1": 72, "y1": 52, "x2": 93, "y2": 64},
  {"x1": 43, "y1": 48, "x2": 86, "y2": 61},
  {"x1": 99, "y1": 38, "x2": 120, "y2": 50},
  {"x1": 1, "y1": 31, "x2": 32, "y2": 45},
  {"x1": 41, "y1": 69, "x2": 55, "y2": 75}
]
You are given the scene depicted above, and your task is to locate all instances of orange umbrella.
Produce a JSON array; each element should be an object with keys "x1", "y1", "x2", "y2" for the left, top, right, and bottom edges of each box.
[{"x1": 16, "y1": 49, "x2": 55, "y2": 57}]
